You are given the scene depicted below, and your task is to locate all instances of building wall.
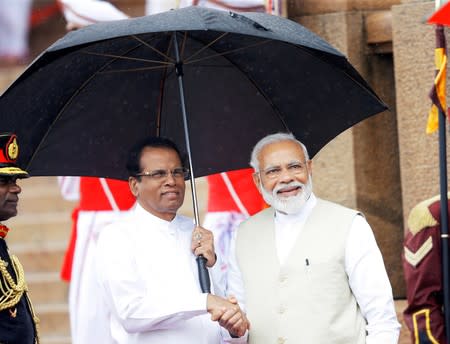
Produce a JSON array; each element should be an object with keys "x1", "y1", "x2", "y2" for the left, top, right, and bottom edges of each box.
[{"x1": 392, "y1": 1, "x2": 444, "y2": 224}]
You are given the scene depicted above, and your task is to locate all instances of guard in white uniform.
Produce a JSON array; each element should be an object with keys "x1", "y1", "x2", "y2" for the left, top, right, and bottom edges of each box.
[{"x1": 0, "y1": 0, "x2": 32, "y2": 64}]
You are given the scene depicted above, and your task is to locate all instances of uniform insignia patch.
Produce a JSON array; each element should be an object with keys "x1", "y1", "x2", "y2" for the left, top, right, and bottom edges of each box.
[
  {"x1": 6, "y1": 136, "x2": 18, "y2": 161},
  {"x1": 404, "y1": 236, "x2": 433, "y2": 267},
  {"x1": 9, "y1": 307, "x2": 17, "y2": 318}
]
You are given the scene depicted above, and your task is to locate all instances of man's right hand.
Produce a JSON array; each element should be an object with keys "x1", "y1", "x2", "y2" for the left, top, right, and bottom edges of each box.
[{"x1": 207, "y1": 294, "x2": 250, "y2": 337}]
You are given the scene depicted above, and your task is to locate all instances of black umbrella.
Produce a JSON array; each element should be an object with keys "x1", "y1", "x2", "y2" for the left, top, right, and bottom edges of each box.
[{"x1": 0, "y1": 6, "x2": 387, "y2": 292}]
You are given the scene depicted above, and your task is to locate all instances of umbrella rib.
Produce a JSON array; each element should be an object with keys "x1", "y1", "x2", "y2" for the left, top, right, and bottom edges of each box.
[
  {"x1": 291, "y1": 44, "x2": 385, "y2": 102},
  {"x1": 156, "y1": 38, "x2": 176, "y2": 137},
  {"x1": 184, "y1": 40, "x2": 271, "y2": 65},
  {"x1": 183, "y1": 35, "x2": 289, "y2": 131},
  {"x1": 26, "y1": 44, "x2": 148, "y2": 169},
  {"x1": 98, "y1": 64, "x2": 173, "y2": 74},
  {"x1": 243, "y1": 73, "x2": 290, "y2": 132},
  {"x1": 175, "y1": 33, "x2": 289, "y2": 130},
  {"x1": 183, "y1": 32, "x2": 229, "y2": 63},
  {"x1": 180, "y1": 32, "x2": 188, "y2": 59},
  {"x1": 130, "y1": 35, "x2": 176, "y2": 63},
  {"x1": 82, "y1": 51, "x2": 172, "y2": 65}
]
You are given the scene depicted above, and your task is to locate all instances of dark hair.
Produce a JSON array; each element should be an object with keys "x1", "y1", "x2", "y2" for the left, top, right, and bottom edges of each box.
[{"x1": 126, "y1": 137, "x2": 184, "y2": 178}]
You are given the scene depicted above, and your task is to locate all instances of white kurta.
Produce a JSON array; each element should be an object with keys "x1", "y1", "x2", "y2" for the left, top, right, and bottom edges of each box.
[
  {"x1": 96, "y1": 204, "x2": 243, "y2": 343},
  {"x1": 227, "y1": 193, "x2": 401, "y2": 344}
]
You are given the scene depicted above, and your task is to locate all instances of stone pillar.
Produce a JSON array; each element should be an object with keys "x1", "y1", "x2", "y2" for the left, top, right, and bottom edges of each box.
[
  {"x1": 289, "y1": 0, "x2": 402, "y2": 16},
  {"x1": 354, "y1": 55, "x2": 404, "y2": 295},
  {"x1": 291, "y1": 5, "x2": 404, "y2": 296},
  {"x1": 392, "y1": 2, "x2": 443, "y2": 225}
]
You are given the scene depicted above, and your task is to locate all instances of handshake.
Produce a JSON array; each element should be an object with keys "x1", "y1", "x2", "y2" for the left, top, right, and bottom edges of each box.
[
  {"x1": 207, "y1": 294, "x2": 250, "y2": 338},
  {"x1": 191, "y1": 227, "x2": 249, "y2": 337}
]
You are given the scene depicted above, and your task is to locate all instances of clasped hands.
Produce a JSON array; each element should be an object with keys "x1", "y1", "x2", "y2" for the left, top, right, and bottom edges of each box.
[{"x1": 207, "y1": 294, "x2": 250, "y2": 338}]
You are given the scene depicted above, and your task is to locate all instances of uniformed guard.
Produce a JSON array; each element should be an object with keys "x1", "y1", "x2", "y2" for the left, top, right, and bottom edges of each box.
[
  {"x1": 0, "y1": 133, "x2": 39, "y2": 344},
  {"x1": 402, "y1": 194, "x2": 450, "y2": 344}
]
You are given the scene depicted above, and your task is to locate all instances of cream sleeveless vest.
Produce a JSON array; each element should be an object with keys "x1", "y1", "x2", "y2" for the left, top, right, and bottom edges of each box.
[{"x1": 236, "y1": 199, "x2": 366, "y2": 344}]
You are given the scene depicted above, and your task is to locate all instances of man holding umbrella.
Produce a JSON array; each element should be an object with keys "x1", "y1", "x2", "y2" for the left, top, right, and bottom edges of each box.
[
  {"x1": 227, "y1": 132, "x2": 400, "y2": 343},
  {"x1": 0, "y1": 133, "x2": 39, "y2": 343},
  {"x1": 95, "y1": 136, "x2": 249, "y2": 343}
]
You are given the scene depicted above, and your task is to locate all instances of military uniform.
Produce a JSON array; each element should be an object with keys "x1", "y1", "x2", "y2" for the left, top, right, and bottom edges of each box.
[
  {"x1": 402, "y1": 194, "x2": 450, "y2": 344},
  {"x1": 0, "y1": 133, "x2": 39, "y2": 344}
]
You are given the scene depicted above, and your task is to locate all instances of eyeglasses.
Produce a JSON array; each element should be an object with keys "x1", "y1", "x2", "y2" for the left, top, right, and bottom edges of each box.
[
  {"x1": 136, "y1": 167, "x2": 189, "y2": 180},
  {"x1": 260, "y1": 161, "x2": 309, "y2": 179}
]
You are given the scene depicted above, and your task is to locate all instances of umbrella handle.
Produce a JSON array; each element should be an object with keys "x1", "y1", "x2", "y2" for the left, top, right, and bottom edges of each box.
[
  {"x1": 196, "y1": 256, "x2": 211, "y2": 293},
  {"x1": 173, "y1": 31, "x2": 211, "y2": 294}
]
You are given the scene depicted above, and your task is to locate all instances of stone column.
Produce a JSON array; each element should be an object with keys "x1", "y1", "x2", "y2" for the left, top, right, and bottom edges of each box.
[
  {"x1": 392, "y1": 2, "x2": 443, "y2": 225},
  {"x1": 291, "y1": 2, "x2": 404, "y2": 296}
]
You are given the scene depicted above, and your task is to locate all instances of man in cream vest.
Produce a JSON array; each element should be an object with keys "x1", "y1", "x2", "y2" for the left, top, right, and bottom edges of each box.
[{"x1": 226, "y1": 132, "x2": 400, "y2": 343}]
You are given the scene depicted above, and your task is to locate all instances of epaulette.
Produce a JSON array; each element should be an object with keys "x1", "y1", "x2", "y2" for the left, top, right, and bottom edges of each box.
[{"x1": 407, "y1": 194, "x2": 442, "y2": 236}]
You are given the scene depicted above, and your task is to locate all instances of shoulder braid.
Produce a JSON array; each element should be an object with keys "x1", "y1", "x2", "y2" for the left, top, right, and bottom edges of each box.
[
  {"x1": 0, "y1": 255, "x2": 40, "y2": 343},
  {"x1": 407, "y1": 194, "x2": 442, "y2": 236}
]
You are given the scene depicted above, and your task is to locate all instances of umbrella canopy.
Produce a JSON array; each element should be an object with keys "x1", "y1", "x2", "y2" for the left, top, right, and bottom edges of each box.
[{"x1": 0, "y1": 6, "x2": 386, "y2": 180}]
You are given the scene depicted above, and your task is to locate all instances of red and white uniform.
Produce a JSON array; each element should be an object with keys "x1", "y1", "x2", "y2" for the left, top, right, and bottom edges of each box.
[
  {"x1": 0, "y1": 0, "x2": 32, "y2": 60},
  {"x1": 57, "y1": 0, "x2": 128, "y2": 30},
  {"x1": 58, "y1": 0, "x2": 281, "y2": 31},
  {"x1": 204, "y1": 169, "x2": 266, "y2": 295},
  {"x1": 58, "y1": 177, "x2": 135, "y2": 344}
]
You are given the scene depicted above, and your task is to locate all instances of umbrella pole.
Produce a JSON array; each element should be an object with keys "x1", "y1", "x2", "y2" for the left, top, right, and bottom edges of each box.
[{"x1": 173, "y1": 32, "x2": 211, "y2": 294}]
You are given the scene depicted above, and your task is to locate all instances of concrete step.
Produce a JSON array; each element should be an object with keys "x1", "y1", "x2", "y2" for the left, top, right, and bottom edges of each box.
[
  {"x1": 9, "y1": 241, "x2": 67, "y2": 274},
  {"x1": 6, "y1": 211, "x2": 72, "y2": 245},
  {"x1": 27, "y1": 272, "x2": 69, "y2": 304},
  {"x1": 0, "y1": 66, "x2": 23, "y2": 91},
  {"x1": 17, "y1": 195, "x2": 75, "y2": 214},
  {"x1": 16, "y1": 177, "x2": 77, "y2": 214},
  {"x1": 18, "y1": 177, "x2": 62, "y2": 193},
  {"x1": 39, "y1": 335, "x2": 71, "y2": 344},
  {"x1": 35, "y1": 303, "x2": 70, "y2": 337}
]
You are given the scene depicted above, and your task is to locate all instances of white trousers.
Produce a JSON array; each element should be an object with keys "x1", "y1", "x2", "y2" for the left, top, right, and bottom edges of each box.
[
  {"x1": 0, "y1": 0, "x2": 32, "y2": 57},
  {"x1": 69, "y1": 211, "x2": 130, "y2": 344}
]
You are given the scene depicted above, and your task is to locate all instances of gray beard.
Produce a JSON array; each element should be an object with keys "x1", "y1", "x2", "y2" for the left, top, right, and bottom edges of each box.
[{"x1": 260, "y1": 176, "x2": 313, "y2": 214}]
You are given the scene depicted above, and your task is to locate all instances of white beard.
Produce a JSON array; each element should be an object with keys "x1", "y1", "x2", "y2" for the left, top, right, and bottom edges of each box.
[{"x1": 260, "y1": 176, "x2": 313, "y2": 214}]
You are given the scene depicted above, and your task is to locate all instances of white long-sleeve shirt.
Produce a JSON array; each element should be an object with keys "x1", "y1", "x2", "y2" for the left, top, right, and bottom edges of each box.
[
  {"x1": 227, "y1": 193, "x2": 401, "y2": 344},
  {"x1": 96, "y1": 204, "x2": 246, "y2": 343}
]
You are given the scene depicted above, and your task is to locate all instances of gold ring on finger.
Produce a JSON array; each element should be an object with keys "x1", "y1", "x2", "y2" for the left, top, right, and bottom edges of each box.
[{"x1": 194, "y1": 232, "x2": 202, "y2": 241}]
